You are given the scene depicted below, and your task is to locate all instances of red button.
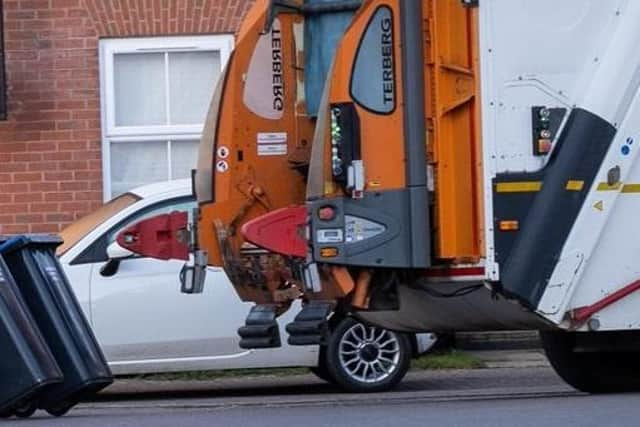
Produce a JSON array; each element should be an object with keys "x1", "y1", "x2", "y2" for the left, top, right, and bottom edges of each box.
[{"x1": 318, "y1": 206, "x2": 335, "y2": 221}]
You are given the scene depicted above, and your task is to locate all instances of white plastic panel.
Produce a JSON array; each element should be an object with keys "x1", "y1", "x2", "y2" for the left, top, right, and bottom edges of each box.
[
  {"x1": 482, "y1": 0, "x2": 622, "y2": 174},
  {"x1": 478, "y1": 0, "x2": 624, "y2": 280}
]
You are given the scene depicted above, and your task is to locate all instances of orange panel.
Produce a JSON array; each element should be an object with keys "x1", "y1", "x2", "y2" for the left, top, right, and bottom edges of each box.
[
  {"x1": 325, "y1": 0, "x2": 406, "y2": 193},
  {"x1": 425, "y1": 0, "x2": 482, "y2": 261}
]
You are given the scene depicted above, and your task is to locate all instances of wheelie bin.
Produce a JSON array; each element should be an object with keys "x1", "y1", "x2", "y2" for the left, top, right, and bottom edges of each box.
[
  {"x1": 0, "y1": 235, "x2": 113, "y2": 417},
  {"x1": 0, "y1": 254, "x2": 63, "y2": 419}
]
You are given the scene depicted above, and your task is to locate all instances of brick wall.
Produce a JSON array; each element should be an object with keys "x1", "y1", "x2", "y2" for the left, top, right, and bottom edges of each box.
[{"x1": 0, "y1": 0, "x2": 253, "y2": 234}]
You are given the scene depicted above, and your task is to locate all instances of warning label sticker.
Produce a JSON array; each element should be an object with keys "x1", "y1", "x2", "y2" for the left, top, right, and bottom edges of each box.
[{"x1": 257, "y1": 132, "x2": 287, "y2": 156}]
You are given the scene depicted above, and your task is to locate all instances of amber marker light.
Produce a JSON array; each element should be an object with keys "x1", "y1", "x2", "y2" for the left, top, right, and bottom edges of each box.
[{"x1": 499, "y1": 220, "x2": 519, "y2": 231}]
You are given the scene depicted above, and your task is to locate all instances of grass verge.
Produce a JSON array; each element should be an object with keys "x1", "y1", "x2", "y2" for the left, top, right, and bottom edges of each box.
[
  {"x1": 128, "y1": 349, "x2": 483, "y2": 381},
  {"x1": 411, "y1": 349, "x2": 485, "y2": 371}
]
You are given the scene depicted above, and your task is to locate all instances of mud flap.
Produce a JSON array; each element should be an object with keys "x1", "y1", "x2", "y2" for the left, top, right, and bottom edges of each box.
[
  {"x1": 285, "y1": 301, "x2": 334, "y2": 346},
  {"x1": 238, "y1": 305, "x2": 282, "y2": 349}
]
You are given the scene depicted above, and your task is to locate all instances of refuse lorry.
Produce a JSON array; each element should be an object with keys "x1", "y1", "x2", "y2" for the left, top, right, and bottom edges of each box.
[
  {"x1": 0, "y1": 235, "x2": 113, "y2": 418},
  {"x1": 117, "y1": 0, "x2": 640, "y2": 393}
]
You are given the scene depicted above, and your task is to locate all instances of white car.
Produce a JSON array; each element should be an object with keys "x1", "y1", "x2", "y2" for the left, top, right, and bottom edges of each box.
[{"x1": 58, "y1": 180, "x2": 436, "y2": 392}]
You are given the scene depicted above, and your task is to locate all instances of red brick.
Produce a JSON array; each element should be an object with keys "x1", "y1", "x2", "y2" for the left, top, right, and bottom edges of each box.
[
  {"x1": 13, "y1": 172, "x2": 43, "y2": 182},
  {"x1": 15, "y1": 192, "x2": 43, "y2": 203},
  {"x1": 30, "y1": 223, "x2": 59, "y2": 233},
  {"x1": 44, "y1": 192, "x2": 74, "y2": 202},
  {"x1": 30, "y1": 203, "x2": 58, "y2": 213},
  {"x1": 1, "y1": 203, "x2": 29, "y2": 214},
  {"x1": 0, "y1": 225, "x2": 29, "y2": 234}
]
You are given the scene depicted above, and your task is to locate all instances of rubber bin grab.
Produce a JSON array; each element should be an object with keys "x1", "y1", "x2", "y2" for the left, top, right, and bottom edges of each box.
[
  {"x1": 241, "y1": 206, "x2": 308, "y2": 258},
  {"x1": 116, "y1": 211, "x2": 189, "y2": 261},
  {"x1": 0, "y1": 254, "x2": 63, "y2": 415},
  {"x1": 0, "y1": 235, "x2": 113, "y2": 415}
]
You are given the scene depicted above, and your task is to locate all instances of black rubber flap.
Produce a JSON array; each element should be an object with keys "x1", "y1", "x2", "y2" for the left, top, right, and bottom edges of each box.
[{"x1": 499, "y1": 109, "x2": 616, "y2": 307}]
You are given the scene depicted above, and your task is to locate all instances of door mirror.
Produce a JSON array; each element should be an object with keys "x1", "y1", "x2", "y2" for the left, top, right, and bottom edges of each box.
[
  {"x1": 100, "y1": 241, "x2": 134, "y2": 277},
  {"x1": 106, "y1": 241, "x2": 134, "y2": 260},
  {"x1": 180, "y1": 250, "x2": 208, "y2": 294}
]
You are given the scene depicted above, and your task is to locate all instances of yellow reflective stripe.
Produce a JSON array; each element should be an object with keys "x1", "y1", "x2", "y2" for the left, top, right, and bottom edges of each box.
[
  {"x1": 496, "y1": 181, "x2": 640, "y2": 194},
  {"x1": 566, "y1": 180, "x2": 585, "y2": 191},
  {"x1": 597, "y1": 182, "x2": 623, "y2": 192},
  {"x1": 622, "y1": 184, "x2": 640, "y2": 193},
  {"x1": 496, "y1": 182, "x2": 542, "y2": 193}
]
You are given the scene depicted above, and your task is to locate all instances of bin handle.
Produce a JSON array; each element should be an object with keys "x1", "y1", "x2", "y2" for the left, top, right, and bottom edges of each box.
[{"x1": 0, "y1": 236, "x2": 26, "y2": 254}]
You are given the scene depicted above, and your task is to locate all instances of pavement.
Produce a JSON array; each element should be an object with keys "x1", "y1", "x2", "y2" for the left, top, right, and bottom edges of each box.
[
  {"x1": 7, "y1": 363, "x2": 637, "y2": 427},
  {"x1": 468, "y1": 348, "x2": 550, "y2": 368},
  {"x1": 8, "y1": 350, "x2": 601, "y2": 427}
]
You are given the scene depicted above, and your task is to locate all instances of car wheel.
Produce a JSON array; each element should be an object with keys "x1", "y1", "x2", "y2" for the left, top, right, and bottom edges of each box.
[{"x1": 325, "y1": 317, "x2": 411, "y2": 393}]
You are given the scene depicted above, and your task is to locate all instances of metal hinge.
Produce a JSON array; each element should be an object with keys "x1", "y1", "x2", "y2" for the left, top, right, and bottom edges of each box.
[{"x1": 461, "y1": 0, "x2": 478, "y2": 8}]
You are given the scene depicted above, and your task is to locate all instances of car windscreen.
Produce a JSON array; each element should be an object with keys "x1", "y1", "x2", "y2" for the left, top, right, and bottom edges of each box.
[{"x1": 57, "y1": 192, "x2": 141, "y2": 256}]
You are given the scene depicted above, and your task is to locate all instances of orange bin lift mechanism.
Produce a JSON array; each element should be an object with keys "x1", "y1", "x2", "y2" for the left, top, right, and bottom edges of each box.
[
  {"x1": 425, "y1": 0, "x2": 483, "y2": 262},
  {"x1": 197, "y1": 0, "x2": 315, "y2": 304}
]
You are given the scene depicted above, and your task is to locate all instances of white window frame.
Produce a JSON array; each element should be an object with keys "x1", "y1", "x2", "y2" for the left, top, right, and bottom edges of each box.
[{"x1": 99, "y1": 35, "x2": 234, "y2": 200}]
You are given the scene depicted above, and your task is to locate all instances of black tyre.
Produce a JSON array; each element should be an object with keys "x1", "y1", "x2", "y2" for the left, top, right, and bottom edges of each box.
[
  {"x1": 541, "y1": 330, "x2": 640, "y2": 393},
  {"x1": 325, "y1": 317, "x2": 411, "y2": 393},
  {"x1": 0, "y1": 411, "x2": 13, "y2": 419},
  {"x1": 310, "y1": 347, "x2": 336, "y2": 384},
  {"x1": 13, "y1": 401, "x2": 37, "y2": 419}
]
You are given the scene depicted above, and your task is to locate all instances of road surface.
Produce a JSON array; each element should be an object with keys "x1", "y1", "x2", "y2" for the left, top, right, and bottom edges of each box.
[{"x1": 4, "y1": 367, "x2": 639, "y2": 426}]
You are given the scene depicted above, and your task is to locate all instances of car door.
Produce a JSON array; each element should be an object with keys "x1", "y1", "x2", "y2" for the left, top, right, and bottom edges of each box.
[{"x1": 77, "y1": 196, "x2": 255, "y2": 372}]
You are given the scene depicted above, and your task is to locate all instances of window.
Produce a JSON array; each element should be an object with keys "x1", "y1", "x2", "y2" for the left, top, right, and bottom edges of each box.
[
  {"x1": 72, "y1": 196, "x2": 196, "y2": 265},
  {"x1": 99, "y1": 36, "x2": 234, "y2": 200}
]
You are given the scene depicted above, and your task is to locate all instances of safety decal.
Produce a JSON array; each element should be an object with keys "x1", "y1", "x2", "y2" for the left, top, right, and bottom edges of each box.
[
  {"x1": 216, "y1": 160, "x2": 229, "y2": 173},
  {"x1": 565, "y1": 180, "x2": 585, "y2": 192},
  {"x1": 217, "y1": 146, "x2": 230, "y2": 159},
  {"x1": 593, "y1": 200, "x2": 604, "y2": 211},
  {"x1": 622, "y1": 137, "x2": 634, "y2": 156},
  {"x1": 621, "y1": 184, "x2": 640, "y2": 193},
  {"x1": 257, "y1": 132, "x2": 288, "y2": 156},
  {"x1": 495, "y1": 181, "x2": 542, "y2": 193}
]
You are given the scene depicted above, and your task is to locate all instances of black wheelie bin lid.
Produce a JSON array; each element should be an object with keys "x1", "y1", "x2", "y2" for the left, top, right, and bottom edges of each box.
[
  {"x1": 0, "y1": 235, "x2": 113, "y2": 416},
  {"x1": 0, "y1": 253, "x2": 63, "y2": 417}
]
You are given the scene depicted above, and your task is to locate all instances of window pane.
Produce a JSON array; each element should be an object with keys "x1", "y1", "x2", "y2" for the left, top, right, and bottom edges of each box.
[
  {"x1": 168, "y1": 51, "x2": 221, "y2": 125},
  {"x1": 114, "y1": 53, "x2": 167, "y2": 126},
  {"x1": 170, "y1": 140, "x2": 199, "y2": 179},
  {"x1": 110, "y1": 141, "x2": 168, "y2": 196}
]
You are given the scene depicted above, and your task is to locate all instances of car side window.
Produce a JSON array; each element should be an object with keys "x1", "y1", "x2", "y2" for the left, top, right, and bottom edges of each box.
[{"x1": 71, "y1": 197, "x2": 196, "y2": 265}]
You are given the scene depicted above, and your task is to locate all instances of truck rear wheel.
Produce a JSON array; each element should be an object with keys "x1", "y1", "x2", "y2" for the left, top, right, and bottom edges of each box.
[{"x1": 540, "y1": 330, "x2": 640, "y2": 393}]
